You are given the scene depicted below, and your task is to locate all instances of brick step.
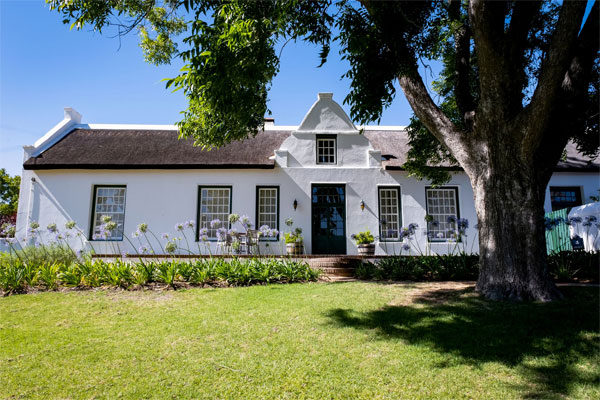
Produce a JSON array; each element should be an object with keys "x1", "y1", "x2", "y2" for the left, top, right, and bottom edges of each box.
[{"x1": 314, "y1": 267, "x2": 356, "y2": 277}]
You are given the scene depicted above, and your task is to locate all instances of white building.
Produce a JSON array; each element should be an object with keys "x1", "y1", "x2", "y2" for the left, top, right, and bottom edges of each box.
[{"x1": 15, "y1": 93, "x2": 600, "y2": 255}]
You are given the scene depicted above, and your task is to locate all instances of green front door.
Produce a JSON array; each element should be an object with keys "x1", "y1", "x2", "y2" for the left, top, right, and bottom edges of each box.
[{"x1": 311, "y1": 184, "x2": 346, "y2": 254}]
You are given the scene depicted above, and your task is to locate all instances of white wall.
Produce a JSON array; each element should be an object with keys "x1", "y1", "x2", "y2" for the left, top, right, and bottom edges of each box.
[{"x1": 544, "y1": 172, "x2": 600, "y2": 212}]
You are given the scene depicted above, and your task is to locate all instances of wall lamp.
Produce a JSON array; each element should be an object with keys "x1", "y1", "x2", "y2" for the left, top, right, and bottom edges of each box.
[
  {"x1": 293, "y1": 199, "x2": 298, "y2": 210},
  {"x1": 360, "y1": 200, "x2": 365, "y2": 211}
]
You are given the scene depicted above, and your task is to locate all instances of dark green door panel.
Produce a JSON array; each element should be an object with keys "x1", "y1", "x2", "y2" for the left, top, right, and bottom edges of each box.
[{"x1": 311, "y1": 185, "x2": 346, "y2": 254}]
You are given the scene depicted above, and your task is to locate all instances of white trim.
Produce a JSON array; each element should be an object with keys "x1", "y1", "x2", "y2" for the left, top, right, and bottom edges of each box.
[{"x1": 84, "y1": 123, "x2": 178, "y2": 130}]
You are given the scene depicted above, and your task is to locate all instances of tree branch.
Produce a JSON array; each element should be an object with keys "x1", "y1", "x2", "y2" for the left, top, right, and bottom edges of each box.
[
  {"x1": 522, "y1": 0, "x2": 588, "y2": 152},
  {"x1": 468, "y1": 0, "x2": 509, "y2": 115},
  {"x1": 534, "y1": 1, "x2": 599, "y2": 174},
  {"x1": 398, "y1": 68, "x2": 475, "y2": 173},
  {"x1": 448, "y1": 0, "x2": 475, "y2": 124}
]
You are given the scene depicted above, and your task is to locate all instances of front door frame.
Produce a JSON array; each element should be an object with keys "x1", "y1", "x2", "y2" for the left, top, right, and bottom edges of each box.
[{"x1": 310, "y1": 183, "x2": 347, "y2": 255}]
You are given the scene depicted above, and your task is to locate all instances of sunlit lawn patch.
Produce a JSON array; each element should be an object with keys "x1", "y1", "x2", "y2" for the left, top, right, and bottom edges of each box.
[{"x1": 1, "y1": 282, "x2": 598, "y2": 399}]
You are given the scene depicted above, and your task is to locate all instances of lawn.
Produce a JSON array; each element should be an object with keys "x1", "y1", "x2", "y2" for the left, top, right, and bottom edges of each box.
[{"x1": 1, "y1": 282, "x2": 598, "y2": 399}]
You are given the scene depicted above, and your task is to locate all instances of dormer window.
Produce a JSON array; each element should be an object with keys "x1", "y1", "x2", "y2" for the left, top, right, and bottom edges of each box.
[{"x1": 316, "y1": 135, "x2": 336, "y2": 165}]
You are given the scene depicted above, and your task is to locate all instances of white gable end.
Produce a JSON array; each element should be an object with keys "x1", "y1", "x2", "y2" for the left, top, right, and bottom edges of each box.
[{"x1": 296, "y1": 92, "x2": 357, "y2": 134}]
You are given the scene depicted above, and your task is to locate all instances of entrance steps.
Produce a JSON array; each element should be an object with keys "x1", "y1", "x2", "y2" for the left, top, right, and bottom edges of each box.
[{"x1": 308, "y1": 256, "x2": 361, "y2": 277}]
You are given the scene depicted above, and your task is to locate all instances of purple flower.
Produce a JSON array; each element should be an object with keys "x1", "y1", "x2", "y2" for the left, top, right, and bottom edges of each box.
[
  {"x1": 47, "y1": 223, "x2": 58, "y2": 233},
  {"x1": 268, "y1": 228, "x2": 278, "y2": 237},
  {"x1": 216, "y1": 227, "x2": 228, "y2": 240},
  {"x1": 186, "y1": 220, "x2": 195, "y2": 229},
  {"x1": 447, "y1": 216, "x2": 457, "y2": 224},
  {"x1": 585, "y1": 215, "x2": 597, "y2": 223},
  {"x1": 162, "y1": 233, "x2": 169, "y2": 240},
  {"x1": 210, "y1": 219, "x2": 221, "y2": 228},
  {"x1": 430, "y1": 220, "x2": 439, "y2": 228},
  {"x1": 138, "y1": 246, "x2": 148, "y2": 254},
  {"x1": 175, "y1": 223, "x2": 184, "y2": 231},
  {"x1": 408, "y1": 223, "x2": 419, "y2": 233},
  {"x1": 402, "y1": 244, "x2": 411, "y2": 251},
  {"x1": 457, "y1": 218, "x2": 469, "y2": 230}
]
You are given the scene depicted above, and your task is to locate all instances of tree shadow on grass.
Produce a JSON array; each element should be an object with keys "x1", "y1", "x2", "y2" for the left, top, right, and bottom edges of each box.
[{"x1": 326, "y1": 286, "x2": 599, "y2": 398}]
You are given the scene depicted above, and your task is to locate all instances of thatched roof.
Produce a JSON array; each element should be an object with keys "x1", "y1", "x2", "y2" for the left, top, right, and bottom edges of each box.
[
  {"x1": 23, "y1": 127, "x2": 599, "y2": 171},
  {"x1": 24, "y1": 129, "x2": 290, "y2": 170}
]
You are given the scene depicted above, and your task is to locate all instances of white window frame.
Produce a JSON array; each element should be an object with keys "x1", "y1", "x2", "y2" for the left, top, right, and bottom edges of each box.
[
  {"x1": 316, "y1": 135, "x2": 337, "y2": 165},
  {"x1": 90, "y1": 185, "x2": 127, "y2": 241},
  {"x1": 198, "y1": 186, "x2": 232, "y2": 240},
  {"x1": 378, "y1": 186, "x2": 402, "y2": 241},
  {"x1": 256, "y1": 186, "x2": 279, "y2": 240},
  {"x1": 425, "y1": 186, "x2": 460, "y2": 242}
]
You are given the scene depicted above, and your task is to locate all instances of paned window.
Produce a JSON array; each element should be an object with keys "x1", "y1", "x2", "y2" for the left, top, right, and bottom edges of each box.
[
  {"x1": 550, "y1": 186, "x2": 582, "y2": 211},
  {"x1": 256, "y1": 187, "x2": 279, "y2": 238},
  {"x1": 90, "y1": 186, "x2": 126, "y2": 240},
  {"x1": 198, "y1": 187, "x2": 231, "y2": 239},
  {"x1": 426, "y1": 187, "x2": 459, "y2": 241},
  {"x1": 316, "y1": 136, "x2": 336, "y2": 165},
  {"x1": 378, "y1": 187, "x2": 401, "y2": 241}
]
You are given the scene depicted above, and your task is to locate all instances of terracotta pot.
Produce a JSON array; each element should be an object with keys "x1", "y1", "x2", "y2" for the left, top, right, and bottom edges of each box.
[
  {"x1": 357, "y1": 243, "x2": 375, "y2": 256},
  {"x1": 286, "y1": 242, "x2": 304, "y2": 255}
]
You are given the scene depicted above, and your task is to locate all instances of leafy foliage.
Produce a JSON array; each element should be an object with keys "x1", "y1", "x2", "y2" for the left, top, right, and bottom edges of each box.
[
  {"x1": 0, "y1": 168, "x2": 20, "y2": 217},
  {"x1": 356, "y1": 251, "x2": 599, "y2": 283},
  {"x1": 351, "y1": 230, "x2": 375, "y2": 245},
  {"x1": 0, "y1": 256, "x2": 320, "y2": 295}
]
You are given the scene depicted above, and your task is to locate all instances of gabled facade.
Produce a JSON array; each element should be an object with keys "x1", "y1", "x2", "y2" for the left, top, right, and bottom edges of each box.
[{"x1": 15, "y1": 93, "x2": 600, "y2": 255}]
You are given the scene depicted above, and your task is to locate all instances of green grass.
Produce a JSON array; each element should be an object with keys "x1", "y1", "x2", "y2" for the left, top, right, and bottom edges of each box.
[{"x1": 1, "y1": 282, "x2": 598, "y2": 399}]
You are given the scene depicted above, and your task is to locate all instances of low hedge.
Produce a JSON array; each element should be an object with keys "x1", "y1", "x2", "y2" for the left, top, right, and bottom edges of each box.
[
  {"x1": 0, "y1": 257, "x2": 320, "y2": 295},
  {"x1": 356, "y1": 251, "x2": 599, "y2": 282}
]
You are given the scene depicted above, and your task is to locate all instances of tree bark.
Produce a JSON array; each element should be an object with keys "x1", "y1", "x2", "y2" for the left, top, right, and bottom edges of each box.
[{"x1": 470, "y1": 139, "x2": 561, "y2": 301}]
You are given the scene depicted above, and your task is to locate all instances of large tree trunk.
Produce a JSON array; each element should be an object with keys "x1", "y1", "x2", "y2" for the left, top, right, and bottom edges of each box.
[{"x1": 471, "y1": 155, "x2": 562, "y2": 301}]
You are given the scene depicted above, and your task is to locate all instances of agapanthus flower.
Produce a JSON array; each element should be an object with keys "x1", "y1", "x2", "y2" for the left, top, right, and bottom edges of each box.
[
  {"x1": 430, "y1": 220, "x2": 440, "y2": 228},
  {"x1": 210, "y1": 219, "x2": 221, "y2": 228},
  {"x1": 268, "y1": 228, "x2": 278, "y2": 237},
  {"x1": 569, "y1": 216, "x2": 583, "y2": 224},
  {"x1": 239, "y1": 214, "x2": 251, "y2": 227},
  {"x1": 29, "y1": 221, "x2": 40, "y2": 230},
  {"x1": 175, "y1": 223, "x2": 184, "y2": 231},
  {"x1": 104, "y1": 221, "x2": 117, "y2": 232},
  {"x1": 216, "y1": 227, "x2": 228, "y2": 240},
  {"x1": 56, "y1": 233, "x2": 64, "y2": 240},
  {"x1": 92, "y1": 233, "x2": 100, "y2": 240},
  {"x1": 582, "y1": 221, "x2": 592, "y2": 227},
  {"x1": 457, "y1": 218, "x2": 469, "y2": 230},
  {"x1": 447, "y1": 215, "x2": 457, "y2": 224},
  {"x1": 185, "y1": 220, "x2": 195, "y2": 229},
  {"x1": 137, "y1": 223, "x2": 148, "y2": 233},
  {"x1": 76, "y1": 249, "x2": 83, "y2": 258},
  {"x1": 101, "y1": 215, "x2": 112, "y2": 223},
  {"x1": 228, "y1": 228, "x2": 238, "y2": 236},
  {"x1": 285, "y1": 218, "x2": 293, "y2": 227},
  {"x1": 585, "y1": 215, "x2": 598, "y2": 223},
  {"x1": 47, "y1": 223, "x2": 58, "y2": 233},
  {"x1": 165, "y1": 241, "x2": 177, "y2": 254},
  {"x1": 259, "y1": 225, "x2": 270, "y2": 235},
  {"x1": 228, "y1": 214, "x2": 240, "y2": 223},
  {"x1": 402, "y1": 244, "x2": 411, "y2": 251},
  {"x1": 131, "y1": 230, "x2": 140, "y2": 238},
  {"x1": 138, "y1": 246, "x2": 148, "y2": 254},
  {"x1": 162, "y1": 233, "x2": 169, "y2": 240},
  {"x1": 408, "y1": 223, "x2": 419, "y2": 233}
]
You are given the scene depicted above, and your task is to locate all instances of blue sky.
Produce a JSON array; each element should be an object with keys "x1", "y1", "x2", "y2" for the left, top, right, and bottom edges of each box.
[{"x1": 0, "y1": 1, "x2": 415, "y2": 176}]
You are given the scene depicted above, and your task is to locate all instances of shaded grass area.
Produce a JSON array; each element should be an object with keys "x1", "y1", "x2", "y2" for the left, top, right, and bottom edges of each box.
[{"x1": 1, "y1": 282, "x2": 598, "y2": 399}]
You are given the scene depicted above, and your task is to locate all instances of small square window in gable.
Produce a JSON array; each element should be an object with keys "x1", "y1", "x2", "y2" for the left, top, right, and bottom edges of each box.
[{"x1": 316, "y1": 135, "x2": 337, "y2": 165}]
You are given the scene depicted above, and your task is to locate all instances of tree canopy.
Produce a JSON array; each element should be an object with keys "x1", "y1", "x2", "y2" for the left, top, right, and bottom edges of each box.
[{"x1": 0, "y1": 169, "x2": 21, "y2": 217}]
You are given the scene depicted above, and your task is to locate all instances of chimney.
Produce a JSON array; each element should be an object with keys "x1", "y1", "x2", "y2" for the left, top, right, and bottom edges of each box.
[{"x1": 264, "y1": 117, "x2": 275, "y2": 127}]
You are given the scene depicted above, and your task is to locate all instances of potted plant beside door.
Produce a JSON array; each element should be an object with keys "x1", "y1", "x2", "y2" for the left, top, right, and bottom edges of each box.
[
  {"x1": 352, "y1": 230, "x2": 376, "y2": 256},
  {"x1": 284, "y1": 218, "x2": 304, "y2": 255}
]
